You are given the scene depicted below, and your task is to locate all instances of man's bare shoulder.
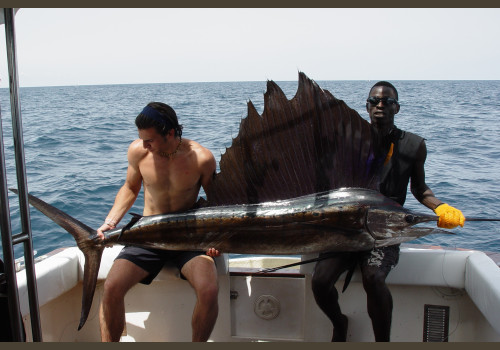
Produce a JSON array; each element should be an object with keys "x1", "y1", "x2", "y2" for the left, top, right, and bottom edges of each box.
[
  {"x1": 185, "y1": 138, "x2": 214, "y2": 159},
  {"x1": 184, "y1": 138, "x2": 216, "y2": 177},
  {"x1": 128, "y1": 139, "x2": 148, "y2": 164}
]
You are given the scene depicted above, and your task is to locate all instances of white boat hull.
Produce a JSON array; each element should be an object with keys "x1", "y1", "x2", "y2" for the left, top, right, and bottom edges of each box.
[{"x1": 15, "y1": 244, "x2": 500, "y2": 342}]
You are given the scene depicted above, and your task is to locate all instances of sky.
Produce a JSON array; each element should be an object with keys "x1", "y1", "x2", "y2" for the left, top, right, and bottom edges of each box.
[{"x1": 1, "y1": 8, "x2": 500, "y2": 88}]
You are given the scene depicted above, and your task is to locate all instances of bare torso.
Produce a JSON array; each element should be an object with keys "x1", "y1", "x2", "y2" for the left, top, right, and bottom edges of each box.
[{"x1": 130, "y1": 137, "x2": 214, "y2": 215}]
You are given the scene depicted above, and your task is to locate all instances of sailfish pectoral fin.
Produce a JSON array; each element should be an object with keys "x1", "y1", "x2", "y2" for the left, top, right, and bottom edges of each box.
[
  {"x1": 342, "y1": 261, "x2": 357, "y2": 293},
  {"x1": 117, "y1": 213, "x2": 142, "y2": 241}
]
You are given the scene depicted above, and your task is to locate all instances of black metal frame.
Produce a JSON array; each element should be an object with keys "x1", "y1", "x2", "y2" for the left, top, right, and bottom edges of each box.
[{"x1": 0, "y1": 8, "x2": 42, "y2": 342}]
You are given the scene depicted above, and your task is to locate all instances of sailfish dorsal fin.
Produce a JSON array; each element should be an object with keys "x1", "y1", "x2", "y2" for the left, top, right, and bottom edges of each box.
[{"x1": 206, "y1": 72, "x2": 383, "y2": 206}]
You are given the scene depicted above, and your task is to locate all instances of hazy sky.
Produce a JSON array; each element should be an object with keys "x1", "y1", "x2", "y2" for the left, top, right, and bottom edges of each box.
[{"x1": 1, "y1": 8, "x2": 500, "y2": 87}]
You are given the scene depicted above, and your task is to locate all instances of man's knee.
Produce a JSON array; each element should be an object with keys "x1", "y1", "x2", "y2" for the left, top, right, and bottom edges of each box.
[
  {"x1": 312, "y1": 260, "x2": 341, "y2": 291},
  {"x1": 311, "y1": 273, "x2": 326, "y2": 294},
  {"x1": 196, "y1": 280, "x2": 219, "y2": 305},
  {"x1": 103, "y1": 259, "x2": 149, "y2": 299},
  {"x1": 362, "y1": 269, "x2": 388, "y2": 293},
  {"x1": 102, "y1": 277, "x2": 126, "y2": 301},
  {"x1": 312, "y1": 271, "x2": 338, "y2": 302}
]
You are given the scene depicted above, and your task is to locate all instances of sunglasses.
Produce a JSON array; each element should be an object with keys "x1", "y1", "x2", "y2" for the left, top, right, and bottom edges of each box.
[{"x1": 366, "y1": 97, "x2": 399, "y2": 106}]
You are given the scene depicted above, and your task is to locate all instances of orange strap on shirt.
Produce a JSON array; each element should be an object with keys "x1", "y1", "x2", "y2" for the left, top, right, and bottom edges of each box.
[{"x1": 384, "y1": 143, "x2": 394, "y2": 165}]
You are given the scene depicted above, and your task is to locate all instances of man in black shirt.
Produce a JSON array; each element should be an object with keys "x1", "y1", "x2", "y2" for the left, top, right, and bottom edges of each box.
[{"x1": 311, "y1": 81, "x2": 465, "y2": 341}]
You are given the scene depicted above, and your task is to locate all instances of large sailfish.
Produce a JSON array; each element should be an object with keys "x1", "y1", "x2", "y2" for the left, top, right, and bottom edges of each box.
[{"x1": 13, "y1": 72, "x2": 451, "y2": 330}]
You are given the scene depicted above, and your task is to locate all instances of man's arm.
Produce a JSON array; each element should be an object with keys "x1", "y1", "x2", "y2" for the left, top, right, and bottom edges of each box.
[
  {"x1": 410, "y1": 140, "x2": 464, "y2": 228},
  {"x1": 410, "y1": 140, "x2": 443, "y2": 210},
  {"x1": 199, "y1": 147, "x2": 217, "y2": 195},
  {"x1": 97, "y1": 141, "x2": 144, "y2": 238},
  {"x1": 199, "y1": 147, "x2": 219, "y2": 257}
]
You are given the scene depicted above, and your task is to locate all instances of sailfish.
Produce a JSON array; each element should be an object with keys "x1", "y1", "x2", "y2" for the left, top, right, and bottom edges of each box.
[{"x1": 13, "y1": 72, "x2": 452, "y2": 330}]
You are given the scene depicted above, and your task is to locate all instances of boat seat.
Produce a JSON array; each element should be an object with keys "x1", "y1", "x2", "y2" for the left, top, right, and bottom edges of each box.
[{"x1": 16, "y1": 247, "x2": 81, "y2": 316}]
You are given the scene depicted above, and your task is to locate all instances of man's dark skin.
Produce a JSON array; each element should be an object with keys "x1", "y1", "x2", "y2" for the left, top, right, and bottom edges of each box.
[{"x1": 311, "y1": 83, "x2": 465, "y2": 342}]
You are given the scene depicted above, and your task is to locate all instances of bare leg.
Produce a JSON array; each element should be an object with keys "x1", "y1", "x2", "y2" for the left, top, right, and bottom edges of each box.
[
  {"x1": 99, "y1": 259, "x2": 149, "y2": 342},
  {"x1": 311, "y1": 255, "x2": 351, "y2": 342},
  {"x1": 181, "y1": 255, "x2": 219, "y2": 342},
  {"x1": 360, "y1": 264, "x2": 393, "y2": 342}
]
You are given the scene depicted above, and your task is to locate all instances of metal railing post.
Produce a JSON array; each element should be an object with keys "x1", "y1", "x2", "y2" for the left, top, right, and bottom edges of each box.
[{"x1": 1, "y1": 8, "x2": 42, "y2": 341}]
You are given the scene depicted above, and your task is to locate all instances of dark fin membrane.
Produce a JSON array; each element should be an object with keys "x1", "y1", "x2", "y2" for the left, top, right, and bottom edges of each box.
[
  {"x1": 79, "y1": 247, "x2": 103, "y2": 330},
  {"x1": 117, "y1": 213, "x2": 142, "y2": 241},
  {"x1": 206, "y1": 72, "x2": 383, "y2": 205},
  {"x1": 9, "y1": 188, "x2": 102, "y2": 330},
  {"x1": 10, "y1": 189, "x2": 96, "y2": 246},
  {"x1": 342, "y1": 261, "x2": 357, "y2": 293}
]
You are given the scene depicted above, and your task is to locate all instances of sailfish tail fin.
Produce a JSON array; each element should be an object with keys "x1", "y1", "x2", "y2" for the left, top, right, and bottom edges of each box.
[
  {"x1": 9, "y1": 188, "x2": 102, "y2": 330},
  {"x1": 79, "y1": 247, "x2": 103, "y2": 330}
]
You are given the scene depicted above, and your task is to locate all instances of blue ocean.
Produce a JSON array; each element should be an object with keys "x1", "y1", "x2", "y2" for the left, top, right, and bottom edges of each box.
[{"x1": 1, "y1": 79, "x2": 500, "y2": 261}]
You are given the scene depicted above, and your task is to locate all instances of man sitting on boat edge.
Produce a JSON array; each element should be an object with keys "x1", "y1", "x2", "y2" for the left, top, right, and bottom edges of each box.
[
  {"x1": 96, "y1": 102, "x2": 220, "y2": 342},
  {"x1": 311, "y1": 81, "x2": 465, "y2": 342}
]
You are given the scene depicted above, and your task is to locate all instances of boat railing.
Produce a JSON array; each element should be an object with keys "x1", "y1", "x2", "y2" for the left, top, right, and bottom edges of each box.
[{"x1": 0, "y1": 8, "x2": 42, "y2": 342}]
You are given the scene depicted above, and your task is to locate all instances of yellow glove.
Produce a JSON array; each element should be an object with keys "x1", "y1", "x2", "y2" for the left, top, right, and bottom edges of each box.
[{"x1": 434, "y1": 203, "x2": 465, "y2": 229}]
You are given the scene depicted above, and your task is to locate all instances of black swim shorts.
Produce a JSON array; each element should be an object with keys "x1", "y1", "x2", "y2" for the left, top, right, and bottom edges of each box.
[
  {"x1": 115, "y1": 246, "x2": 210, "y2": 285},
  {"x1": 318, "y1": 244, "x2": 400, "y2": 277},
  {"x1": 358, "y1": 244, "x2": 400, "y2": 275}
]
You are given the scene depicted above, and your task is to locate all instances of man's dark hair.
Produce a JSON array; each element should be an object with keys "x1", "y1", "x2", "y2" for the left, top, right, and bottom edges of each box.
[
  {"x1": 369, "y1": 81, "x2": 399, "y2": 101},
  {"x1": 135, "y1": 102, "x2": 183, "y2": 137}
]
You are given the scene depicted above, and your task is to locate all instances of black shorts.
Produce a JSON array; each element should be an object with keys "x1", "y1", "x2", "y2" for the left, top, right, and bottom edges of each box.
[
  {"x1": 318, "y1": 244, "x2": 400, "y2": 276},
  {"x1": 115, "y1": 246, "x2": 210, "y2": 285}
]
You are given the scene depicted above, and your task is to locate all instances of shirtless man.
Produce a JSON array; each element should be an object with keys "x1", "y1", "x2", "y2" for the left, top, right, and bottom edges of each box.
[
  {"x1": 312, "y1": 81, "x2": 465, "y2": 341},
  {"x1": 97, "y1": 102, "x2": 220, "y2": 342}
]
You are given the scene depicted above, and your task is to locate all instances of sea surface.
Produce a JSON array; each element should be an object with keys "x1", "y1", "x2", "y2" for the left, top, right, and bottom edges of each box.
[{"x1": 1, "y1": 79, "x2": 500, "y2": 261}]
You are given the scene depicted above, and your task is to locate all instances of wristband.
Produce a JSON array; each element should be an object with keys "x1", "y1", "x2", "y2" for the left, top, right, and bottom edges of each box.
[{"x1": 105, "y1": 219, "x2": 117, "y2": 227}]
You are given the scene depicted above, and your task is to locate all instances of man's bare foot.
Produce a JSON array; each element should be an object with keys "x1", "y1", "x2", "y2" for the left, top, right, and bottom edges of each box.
[{"x1": 332, "y1": 314, "x2": 348, "y2": 342}]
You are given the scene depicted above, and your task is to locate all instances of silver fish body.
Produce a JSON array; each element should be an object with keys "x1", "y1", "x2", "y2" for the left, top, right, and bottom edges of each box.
[{"x1": 101, "y1": 187, "x2": 448, "y2": 255}]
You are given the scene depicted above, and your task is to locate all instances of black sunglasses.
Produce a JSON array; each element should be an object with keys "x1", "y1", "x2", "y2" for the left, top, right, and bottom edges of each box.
[{"x1": 366, "y1": 96, "x2": 399, "y2": 106}]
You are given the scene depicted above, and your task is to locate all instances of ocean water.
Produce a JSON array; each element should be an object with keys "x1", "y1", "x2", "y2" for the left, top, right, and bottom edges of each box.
[{"x1": 1, "y1": 79, "x2": 500, "y2": 261}]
